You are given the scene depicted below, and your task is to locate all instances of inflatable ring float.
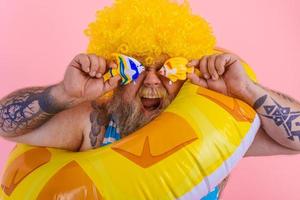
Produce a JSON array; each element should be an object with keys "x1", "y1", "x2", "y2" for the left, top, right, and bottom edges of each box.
[{"x1": 0, "y1": 50, "x2": 260, "y2": 200}]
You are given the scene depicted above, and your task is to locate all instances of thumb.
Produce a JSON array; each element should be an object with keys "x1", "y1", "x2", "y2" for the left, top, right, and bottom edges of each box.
[
  {"x1": 103, "y1": 75, "x2": 121, "y2": 93},
  {"x1": 187, "y1": 73, "x2": 208, "y2": 88}
]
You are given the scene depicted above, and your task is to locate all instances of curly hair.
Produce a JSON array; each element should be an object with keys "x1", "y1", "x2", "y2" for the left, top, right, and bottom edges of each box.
[{"x1": 84, "y1": 0, "x2": 216, "y2": 66}]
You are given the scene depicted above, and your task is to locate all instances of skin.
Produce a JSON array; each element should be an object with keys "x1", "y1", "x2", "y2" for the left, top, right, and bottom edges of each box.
[{"x1": 1, "y1": 53, "x2": 300, "y2": 197}]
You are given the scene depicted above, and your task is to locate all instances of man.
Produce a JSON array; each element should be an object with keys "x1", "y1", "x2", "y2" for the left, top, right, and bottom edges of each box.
[
  {"x1": 1, "y1": 53, "x2": 300, "y2": 197},
  {"x1": 1, "y1": 0, "x2": 300, "y2": 199}
]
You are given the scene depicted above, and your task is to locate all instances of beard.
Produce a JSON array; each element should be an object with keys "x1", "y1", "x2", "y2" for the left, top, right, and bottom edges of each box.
[{"x1": 106, "y1": 86, "x2": 171, "y2": 137}]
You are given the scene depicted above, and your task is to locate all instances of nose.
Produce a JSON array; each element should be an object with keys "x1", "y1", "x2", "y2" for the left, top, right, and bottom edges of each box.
[{"x1": 143, "y1": 70, "x2": 162, "y2": 88}]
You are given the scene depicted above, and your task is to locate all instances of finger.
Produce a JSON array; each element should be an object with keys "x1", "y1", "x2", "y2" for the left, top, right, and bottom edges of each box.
[
  {"x1": 99, "y1": 60, "x2": 117, "y2": 79},
  {"x1": 108, "y1": 60, "x2": 118, "y2": 69},
  {"x1": 199, "y1": 56, "x2": 210, "y2": 79},
  {"x1": 187, "y1": 73, "x2": 208, "y2": 88},
  {"x1": 95, "y1": 57, "x2": 107, "y2": 78},
  {"x1": 187, "y1": 59, "x2": 200, "y2": 67},
  {"x1": 207, "y1": 55, "x2": 219, "y2": 80},
  {"x1": 220, "y1": 53, "x2": 242, "y2": 70},
  {"x1": 103, "y1": 75, "x2": 121, "y2": 93},
  {"x1": 84, "y1": 78, "x2": 104, "y2": 100},
  {"x1": 207, "y1": 77, "x2": 228, "y2": 95},
  {"x1": 88, "y1": 54, "x2": 99, "y2": 77},
  {"x1": 75, "y1": 54, "x2": 90, "y2": 73},
  {"x1": 215, "y1": 55, "x2": 226, "y2": 75}
]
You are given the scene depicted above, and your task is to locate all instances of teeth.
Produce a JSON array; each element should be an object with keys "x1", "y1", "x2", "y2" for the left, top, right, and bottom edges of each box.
[
  {"x1": 142, "y1": 92, "x2": 160, "y2": 99},
  {"x1": 139, "y1": 87, "x2": 165, "y2": 99},
  {"x1": 140, "y1": 89, "x2": 161, "y2": 98},
  {"x1": 142, "y1": 95, "x2": 160, "y2": 99}
]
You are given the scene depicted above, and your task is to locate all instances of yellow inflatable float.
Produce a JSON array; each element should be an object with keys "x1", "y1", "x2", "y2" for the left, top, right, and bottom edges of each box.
[{"x1": 0, "y1": 51, "x2": 260, "y2": 200}]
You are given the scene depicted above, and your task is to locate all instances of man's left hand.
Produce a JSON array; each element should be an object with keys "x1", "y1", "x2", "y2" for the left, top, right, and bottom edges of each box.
[{"x1": 187, "y1": 53, "x2": 255, "y2": 101}]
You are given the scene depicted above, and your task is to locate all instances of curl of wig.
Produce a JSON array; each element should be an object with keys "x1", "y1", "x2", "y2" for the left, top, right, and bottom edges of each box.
[{"x1": 84, "y1": 0, "x2": 216, "y2": 66}]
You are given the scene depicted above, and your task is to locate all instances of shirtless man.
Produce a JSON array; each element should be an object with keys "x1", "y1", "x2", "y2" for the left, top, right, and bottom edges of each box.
[{"x1": 1, "y1": 53, "x2": 300, "y2": 199}]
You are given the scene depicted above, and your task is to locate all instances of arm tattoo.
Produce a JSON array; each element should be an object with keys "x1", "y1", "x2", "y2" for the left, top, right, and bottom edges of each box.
[
  {"x1": 254, "y1": 94, "x2": 300, "y2": 141},
  {"x1": 89, "y1": 101, "x2": 108, "y2": 148},
  {"x1": 0, "y1": 86, "x2": 65, "y2": 136},
  {"x1": 253, "y1": 94, "x2": 268, "y2": 109}
]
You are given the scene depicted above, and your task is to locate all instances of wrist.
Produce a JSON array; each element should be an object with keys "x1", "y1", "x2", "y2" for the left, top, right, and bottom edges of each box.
[
  {"x1": 50, "y1": 82, "x2": 81, "y2": 109},
  {"x1": 237, "y1": 81, "x2": 266, "y2": 107}
]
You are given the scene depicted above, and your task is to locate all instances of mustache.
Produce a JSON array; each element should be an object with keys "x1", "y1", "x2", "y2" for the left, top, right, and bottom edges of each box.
[
  {"x1": 106, "y1": 85, "x2": 171, "y2": 136},
  {"x1": 138, "y1": 86, "x2": 168, "y2": 99}
]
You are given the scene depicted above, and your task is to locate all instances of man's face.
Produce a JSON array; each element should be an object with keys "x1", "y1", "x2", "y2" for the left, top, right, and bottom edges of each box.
[{"x1": 107, "y1": 58, "x2": 185, "y2": 136}]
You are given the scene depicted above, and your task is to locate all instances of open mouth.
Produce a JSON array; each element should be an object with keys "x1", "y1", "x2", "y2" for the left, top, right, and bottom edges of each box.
[{"x1": 140, "y1": 97, "x2": 162, "y2": 112}]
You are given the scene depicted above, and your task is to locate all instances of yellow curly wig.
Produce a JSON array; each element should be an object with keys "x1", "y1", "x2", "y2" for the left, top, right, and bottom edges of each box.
[{"x1": 84, "y1": 0, "x2": 216, "y2": 66}]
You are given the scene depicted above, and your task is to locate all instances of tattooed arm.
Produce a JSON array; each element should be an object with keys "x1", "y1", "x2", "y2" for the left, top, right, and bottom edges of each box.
[
  {"x1": 2, "y1": 101, "x2": 94, "y2": 151},
  {"x1": 241, "y1": 82, "x2": 300, "y2": 151},
  {"x1": 0, "y1": 84, "x2": 74, "y2": 137},
  {"x1": 188, "y1": 53, "x2": 300, "y2": 154},
  {"x1": 0, "y1": 54, "x2": 120, "y2": 150},
  {"x1": 0, "y1": 88, "x2": 109, "y2": 151}
]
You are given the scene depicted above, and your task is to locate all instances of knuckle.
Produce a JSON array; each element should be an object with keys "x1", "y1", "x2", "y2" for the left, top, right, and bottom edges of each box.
[
  {"x1": 223, "y1": 53, "x2": 237, "y2": 60},
  {"x1": 208, "y1": 56, "x2": 216, "y2": 64},
  {"x1": 88, "y1": 54, "x2": 97, "y2": 61},
  {"x1": 208, "y1": 62, "x2": 216, "y2": 71},
  {"x1": 215, "y1": 65, "x2": 223, "y2": 72},
  {"x1": 200, "y1": 65, "x2": 207, "y2": 73},
  {"x1": 222, "y1": 53, "x2": 231, "y2": 57},
  {"x1": 218, "y1": 55, "x2": 227, "y2": 62},
  {"x1": 215, "y1": 59, "x2": 223, "y2": 68},
  {"x1": 235, "y1": 59, "x2": 241, "y2": 64},
  {"x1": 76, "y1": 53, "x2": 87, "y2": 59},
  {"x1": 200, "y1": 56, "x2": 207, "y2": 63},
  {"x1": 200, "y1": 59, "x2": 207, "y2": 68},
  {"x1": 88, "y1": 53, "x2": 97, "y2": 57},
  {"x1": 207, "y1": 54, "x2": 216, "y2": 59},
  {"x1": 98, "y1": 57, "x2": 106, "y2": 66}
]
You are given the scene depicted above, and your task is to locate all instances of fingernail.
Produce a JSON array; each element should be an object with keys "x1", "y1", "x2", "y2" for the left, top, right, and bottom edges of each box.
[
  {"x1": 96, "y1": 73, "x2": 102, "y2": 78},
  {"x1": 204, "y1": 74, "x2": 209, "y2": 79},
  {"x1": 90, "y1": 71, "x2": 96, "y2": 76},
  {"x1": 111, "y1": 62, "x2": 117, "y2": 69},
  {"x1": 212, "y1": 75, "x2": 218, "y2": 80}
]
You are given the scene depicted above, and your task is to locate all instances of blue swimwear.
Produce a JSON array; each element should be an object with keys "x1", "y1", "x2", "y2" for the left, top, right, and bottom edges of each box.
[
  {"x1": 102, "y1": 119, "x2": 219, "y2": 200},
  {"x1": 102, "y1": 119, "x2": 121, "y2": 146},
  {"x1": 201, "y1": 187, "x2": 219, "y2": 200}
]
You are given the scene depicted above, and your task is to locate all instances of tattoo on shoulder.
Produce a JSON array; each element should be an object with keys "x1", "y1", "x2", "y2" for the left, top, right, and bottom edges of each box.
[
  {"x1": 88, "y1": 101, "x2": 108, "y2": 148},
  {"x1": 0, "y1": 86, "x2": 64, "y2": 136},
  {"x1": 254, "y1": 94, "x2": 300, "y2": 141}
]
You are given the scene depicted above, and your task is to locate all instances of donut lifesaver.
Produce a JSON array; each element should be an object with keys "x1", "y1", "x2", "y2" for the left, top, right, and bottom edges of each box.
[{"x1": 0, "y1": 51, "x2": 260, "y2": 200}]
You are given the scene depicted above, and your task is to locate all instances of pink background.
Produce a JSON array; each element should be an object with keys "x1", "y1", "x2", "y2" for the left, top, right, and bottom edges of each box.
[{"x1": 0, "y1": 0, "x2": 300, "y2": 199}]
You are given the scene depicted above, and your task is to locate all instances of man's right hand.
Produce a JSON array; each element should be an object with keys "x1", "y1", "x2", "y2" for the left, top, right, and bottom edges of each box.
[{"x1": 60, "y1": 54, "x2": 121, "y2": 103}]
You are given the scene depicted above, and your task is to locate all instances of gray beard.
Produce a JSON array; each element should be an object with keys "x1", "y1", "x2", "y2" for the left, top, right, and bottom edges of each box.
[{"x1": 106, "y1": 89, "x2": 170, "y2": 137}]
